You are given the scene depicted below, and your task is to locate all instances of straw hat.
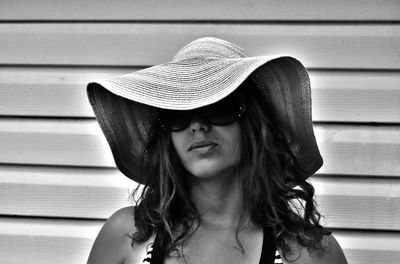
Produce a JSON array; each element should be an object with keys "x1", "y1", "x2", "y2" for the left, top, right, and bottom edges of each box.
[{"x1": 87, "y1": 37, "x2": 323, "y2": 184}]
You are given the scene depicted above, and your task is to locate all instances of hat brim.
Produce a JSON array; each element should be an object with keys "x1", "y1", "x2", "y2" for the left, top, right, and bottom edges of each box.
[
  {"x1": 88, "y1": 56, "x2": 280, "y2": 110},
  {"x1": 87, "y1": 56, "x2": 323, "y2": 184}
]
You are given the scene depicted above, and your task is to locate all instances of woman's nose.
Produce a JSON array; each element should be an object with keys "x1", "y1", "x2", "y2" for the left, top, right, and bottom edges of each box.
[{"x1": 189, "y1": 112, "x2": 211, "y2": 133}]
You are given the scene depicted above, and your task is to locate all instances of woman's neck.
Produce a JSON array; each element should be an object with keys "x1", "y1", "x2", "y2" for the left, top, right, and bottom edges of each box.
[{"x1": 188, "y1": 171, "x2": 248, "y2": 230}]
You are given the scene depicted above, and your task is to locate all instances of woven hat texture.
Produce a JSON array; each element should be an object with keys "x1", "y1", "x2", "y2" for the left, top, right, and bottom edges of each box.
[{"x1": 87, "y1": 37, "x2": 323, "y2": 184}]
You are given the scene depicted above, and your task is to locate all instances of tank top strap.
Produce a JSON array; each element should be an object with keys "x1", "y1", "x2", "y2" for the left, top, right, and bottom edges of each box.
[
  {"x1": 146, "y1": 231, "x2": 164, "y2": 264},
  {"x1": 259, "y1": 226, "x2": 278, "y2": 264}
]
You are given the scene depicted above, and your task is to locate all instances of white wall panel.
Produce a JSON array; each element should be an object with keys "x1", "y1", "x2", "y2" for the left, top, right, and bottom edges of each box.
[
  {"x1": 1, "y1": 166, "x2": 399, "y2": 231},
  {"x1": 1, "y1": 68, "x2": 400, "y2": 123},
  {"x1": 1, "y1": 24, "x2": 399, "y2": 69},
  {"x1": 1, "y1": 0, "x2": 399, "y2": 21},
  {"x1": 1, "y1": 120, "x2": 399, "y2": 176}
]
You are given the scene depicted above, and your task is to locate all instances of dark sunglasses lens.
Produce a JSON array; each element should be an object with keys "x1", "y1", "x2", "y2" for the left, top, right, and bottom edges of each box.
[
  {"x1": 201, "y1": 96, "x2": 245, "y2": 125},
  {"x1": 159, "y1": 110, "x2": 191, "y2": 131},
  {"x1": 158, "y1": 94, "x2": 245, "y2": 131}
]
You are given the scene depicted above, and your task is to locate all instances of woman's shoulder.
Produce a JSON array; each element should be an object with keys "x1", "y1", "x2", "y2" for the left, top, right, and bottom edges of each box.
[
  {"x1": 104, "y1": 205, "x2": 137, "y2": 232},
  {"x1": 87, "y1": 206, "x2": 152, "y2": 264},
  {"x1": 278, "y1": 234, "x2": 348, "y2": 264}
]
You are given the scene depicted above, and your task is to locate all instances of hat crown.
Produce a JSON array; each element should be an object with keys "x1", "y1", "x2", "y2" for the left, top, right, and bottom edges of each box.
[{"x1": 172, "y1": 37, "x2": 248, "y2": 61}]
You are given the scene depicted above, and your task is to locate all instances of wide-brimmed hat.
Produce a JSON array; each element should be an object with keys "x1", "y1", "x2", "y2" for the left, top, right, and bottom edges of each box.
[{"x1": 87, "y1": 37, "x2": 323, "y2": 184}]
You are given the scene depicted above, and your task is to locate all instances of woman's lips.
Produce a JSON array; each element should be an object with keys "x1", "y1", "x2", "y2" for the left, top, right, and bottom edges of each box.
[
  {"x1": 188, "y1": 140, "x2": 218, "y2": 152},
  {"x1": 189, "y1": 144, "x2": 217, "y2": 154}
]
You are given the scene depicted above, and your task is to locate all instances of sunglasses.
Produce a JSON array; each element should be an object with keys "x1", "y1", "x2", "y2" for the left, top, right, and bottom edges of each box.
[{"x1": 158, "y1": 93, "x2": 246, "y2": 132}]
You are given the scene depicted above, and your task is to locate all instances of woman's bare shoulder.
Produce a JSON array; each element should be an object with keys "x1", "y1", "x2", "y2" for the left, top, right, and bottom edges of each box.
[
  {"x1": 87, "y1": 206, "x2": 150, "y2": 264},
  {"x1": 279, "y1": 234, "x2": 348, "y2": 264}
]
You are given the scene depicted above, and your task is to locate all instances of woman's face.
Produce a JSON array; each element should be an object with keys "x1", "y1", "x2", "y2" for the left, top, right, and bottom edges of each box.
[{"x1": 171, "y1": 113, "x2": 241, "y2": 179}]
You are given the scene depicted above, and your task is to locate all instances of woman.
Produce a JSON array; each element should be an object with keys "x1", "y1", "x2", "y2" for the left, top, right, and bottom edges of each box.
[{"x1": 86, "y1": 37, "x2": 348, "y2": 264}]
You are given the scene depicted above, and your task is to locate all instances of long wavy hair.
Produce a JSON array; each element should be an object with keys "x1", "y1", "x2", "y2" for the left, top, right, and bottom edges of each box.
[{"x1": 130, "y1": 78, "x2": 328, "y2": 260}]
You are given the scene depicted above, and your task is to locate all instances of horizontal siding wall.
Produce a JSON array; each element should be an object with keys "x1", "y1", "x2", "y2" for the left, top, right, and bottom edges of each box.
[
  {"x1": 1, "y1": 23, "x2": 399, "y2": 68},
  {"x1": 1, "y1": 0, "x2": 400, "y2": 21},
  {"x1": 0, "y1": 1, "x2": 399, "y2": 263}
]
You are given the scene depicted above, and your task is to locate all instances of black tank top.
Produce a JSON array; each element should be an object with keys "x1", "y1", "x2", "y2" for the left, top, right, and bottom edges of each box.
[{"x1": 145, "y1": 226, "x2": 279, "y2": 264}]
